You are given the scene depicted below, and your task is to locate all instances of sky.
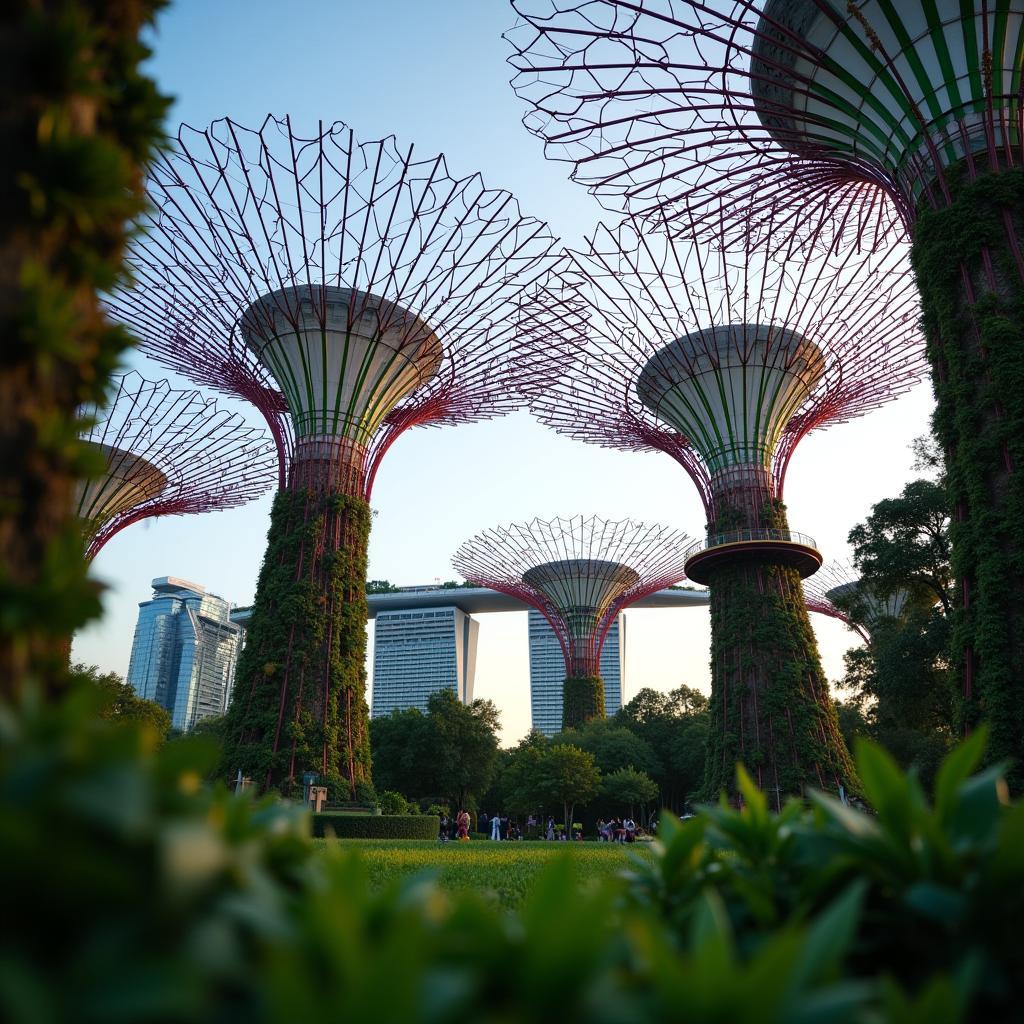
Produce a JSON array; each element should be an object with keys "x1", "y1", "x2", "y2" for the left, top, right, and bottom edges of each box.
[{"x1": 72, "y1": 0, "x2": 937, "y2": 745}]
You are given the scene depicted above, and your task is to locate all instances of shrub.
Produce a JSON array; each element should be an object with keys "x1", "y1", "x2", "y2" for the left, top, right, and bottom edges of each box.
[
  {"x1": 3, "y1": 681, "x2": 1022, "y2": 1022},
  {"x1": 377, "y1": 790, "x2": 411, "y2": 815},
  {"x1": 312, "y1": 813, "x2": 438, "y2": 840},
  {"x1": 625, "y1": 728, "x2": 1024, "y2": 1019}
]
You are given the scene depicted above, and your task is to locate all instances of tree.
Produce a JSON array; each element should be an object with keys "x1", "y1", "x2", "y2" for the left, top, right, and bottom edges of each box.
[
  {"x1": 552, "y1": 718, "x2": 661, "y2": 779},
  {"x1": 370, "y1": 707, "x2": 433, "y2": 797},
  {"x1": 71, "y1": 663, "x2": 170, "y2": 739},
  {"x1": 847, "y1": 478, "x2": 952, "y2": 615},
  {"x1": 601, "y1": 766, "x2": 659, "y2": 820},
  {"x1": 496, "y1": 730, "x2": 550, "y2": 816},
  {"x1": 833, "y1": 699, "x2": 870, "y2": 755},
  {"x1": 537, "y1": 744, "x2": 601, "y2": 832},
  {"x1": 838, "y1": 453, "x2": 957, "y2": 788},
  {"x1": 425, "y1": 690, "x2": 500, "y2": 813},
  {"x1": 615, "y1": 685, "x2": 710, "y2": 811}
]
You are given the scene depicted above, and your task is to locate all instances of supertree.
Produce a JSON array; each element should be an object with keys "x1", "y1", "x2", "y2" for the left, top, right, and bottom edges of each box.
[
  {"x1": 803, "y1": 561, "x2": 916, "y2": 644},
  {"x1": 518, "y1": 206, "x2": 925, "y2": 803},
  {"x1": 507, "y1": 0, "x2": 1024, "y2": 776},
  {"x1": 453, "y1": 514, "x2": 691, "y2": 727},
  {"x1": 77, "y1": 372, "x2": 276, "y2": 561},
  {"x1": 107, "y1": 116, "x2": 559, "y2": 796}
]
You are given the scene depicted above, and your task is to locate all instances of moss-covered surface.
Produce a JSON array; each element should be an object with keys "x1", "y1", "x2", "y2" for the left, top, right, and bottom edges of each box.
[
  {"x1": 702, "y1": 498, "x2": 856, "y2": 806},
  {"x1": 562, "y1": 675, "x2": 606, "y2": 729},
  {"x1": 912, "y1": 170, "x2": 1024, "y2": 787},
  {"x1": 222, "y1": 487, "x2": 373, "y2": 798},
  {"x1": 1, "y1": 1, "x2": 168, "y2": 694}
]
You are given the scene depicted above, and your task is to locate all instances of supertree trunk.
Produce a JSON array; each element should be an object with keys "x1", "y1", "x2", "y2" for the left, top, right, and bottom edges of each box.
[
  {"x1": 223, "y1": 464, "x2": 372, "y2": 798},
  {"x1": 562, "y1": 675, "x2": 605, "y2": 729},
  {"x1": 702, "y1": 484, "x2": 855, "y2": 808},
  {"x1": 912, "y1": 170, "x2": 1024, "y2": 785},
  {"x1": 0, "y1": 1, "x2": 167, "y2": 697}
]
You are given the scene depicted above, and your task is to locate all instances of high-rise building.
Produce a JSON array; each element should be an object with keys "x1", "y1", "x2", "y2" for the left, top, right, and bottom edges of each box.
[
  {"x1": 127, "y1": 577, "x2": 242, "y2": 731},
  {"x1": 527, "y1": 609, "x2": 625, "y2": 735},
  {"x1": 371, "y1": 605, "x2": 479, "y2": 718}
]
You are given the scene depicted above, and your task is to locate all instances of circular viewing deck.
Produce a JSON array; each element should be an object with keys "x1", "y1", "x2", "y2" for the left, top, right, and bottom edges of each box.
[{"x1": 683, "y1": 529, "x2": 822, "y2": 586}]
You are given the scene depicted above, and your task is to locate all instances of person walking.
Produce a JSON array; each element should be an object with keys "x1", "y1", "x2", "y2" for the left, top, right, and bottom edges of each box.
[
  {"x1": 456, "y1": 809, "x2": 470, "y2": 841},
  {"x1": 491, "y1": 812, "x2": 502, "y2": 841},
  {"x1": 546, "y1": 816, "x2": 555, "y2": 841}
]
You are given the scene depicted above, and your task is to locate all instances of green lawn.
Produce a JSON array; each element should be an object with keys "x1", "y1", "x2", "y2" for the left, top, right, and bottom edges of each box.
[{"x1": 316, "y1": 839, "x2": 653, "y2": 909}]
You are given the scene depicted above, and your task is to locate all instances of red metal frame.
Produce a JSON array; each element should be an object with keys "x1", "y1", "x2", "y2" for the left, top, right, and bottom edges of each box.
[
  {"x1": 802, "y1": 560, "x2": 872, "y2": 643},
  {"x1": 452, "y1": 514, "x2": 693, "y2": 677},
  {"x1": 506, "y1": 1, "x2": 1023, "y2": 240},
  {"x1": 79, "y1": 372, "x2": 277, "y2": 560},
  {"x1": 108, "y1": 115, "x2": 561, "y2": 495}
]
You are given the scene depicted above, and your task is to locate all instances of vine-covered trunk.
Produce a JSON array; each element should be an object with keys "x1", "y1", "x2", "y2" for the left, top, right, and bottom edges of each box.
[
  {"x1": 702, "y1": 485, "x2": 855, "y2": 807},
  {"x1": 222, "y1": 485, "x2": 372, "y2": 798},
  {"x1": 562, "y1": 675, "x2": 605, "y2": 729},
  {"x1": 0, "y1": 2, "x2": 167, "y2": 697},
  {"x1": 912, "y1": 171, "x2": 1024, "y2": 789}
]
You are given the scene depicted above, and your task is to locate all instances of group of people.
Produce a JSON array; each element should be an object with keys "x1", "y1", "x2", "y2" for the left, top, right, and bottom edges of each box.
[
  {"x1": 438, "y1": 810, "x2": 471, "y2": 841},
  {"x1": 437, "y1": 810, "x2": 639, "y2": 842},
  {"x1": 482, "y1": 812, "x2": 522, "y2": 841},
  {"x1": 596, "y1": 817, "x2": 638, "y2": 843}
]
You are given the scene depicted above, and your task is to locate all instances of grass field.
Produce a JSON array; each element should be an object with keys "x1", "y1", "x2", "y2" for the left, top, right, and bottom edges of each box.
[{"x1": 316, "y1": 839, "x2": 653, "y2": 909}]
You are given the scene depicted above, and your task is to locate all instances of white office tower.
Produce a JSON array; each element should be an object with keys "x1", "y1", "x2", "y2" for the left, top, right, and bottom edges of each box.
[
  {"x1": 371, "y1": 605, "x2": 479, "y2": 717},
  {"x1": 528, "y1": 608, "x2": 626, "y2": 735},
  {"x1": 126, "y1": 577, "x2": 242, "y2": 731}
]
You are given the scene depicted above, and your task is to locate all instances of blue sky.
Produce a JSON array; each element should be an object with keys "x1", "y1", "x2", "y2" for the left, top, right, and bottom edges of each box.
[{"x1": 73, "y1": 0, "x2": 936, "y2": 743}]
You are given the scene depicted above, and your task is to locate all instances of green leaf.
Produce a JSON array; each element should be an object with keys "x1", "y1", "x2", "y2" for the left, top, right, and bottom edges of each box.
[
  {"x1": 788, "y1": 881, "x2": 866, "y2": 992},
  {"x1": 854, "y1": 737, "x2": 912, "y2": 831},
  {"x1": 934, "y1": 726, "x2": 987, "y2": 825}
]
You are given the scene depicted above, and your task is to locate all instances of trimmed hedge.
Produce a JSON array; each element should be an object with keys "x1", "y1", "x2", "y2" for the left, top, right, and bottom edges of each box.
[{"x1": 313, "y1": 813, "x2": 439, "y2": 839}]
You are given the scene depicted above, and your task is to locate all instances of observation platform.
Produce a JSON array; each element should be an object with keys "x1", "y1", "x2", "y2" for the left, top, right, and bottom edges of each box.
[{"x1": 683, "y1": 529, "x2": 822, "y2": 586}]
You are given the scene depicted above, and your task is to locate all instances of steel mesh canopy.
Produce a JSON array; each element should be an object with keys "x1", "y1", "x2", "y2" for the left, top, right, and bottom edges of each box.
[
  {"x1": 77, "y1": 372, "x2": 277, "y2": 560},
  {"x1": 452, "y1": 514, "x2": 692, "y2": 676},
  {"x1": 803, "y1": 559, "x2": 912, "y2": 640},
  {"x1": 521, "y1": 208, "x2": 926, "y2": 513},
  {"x1": 506, "y1": 0, "x2": 1023, "y2": 238},
  {"x1": 107, "y1": 115, "x2": 561, "y2": 493}
]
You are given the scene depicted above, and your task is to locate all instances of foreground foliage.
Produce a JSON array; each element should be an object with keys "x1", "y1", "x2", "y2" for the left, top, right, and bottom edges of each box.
[{"x1": 2, "y1": 684, "x2": 1021, "y2": 1023}]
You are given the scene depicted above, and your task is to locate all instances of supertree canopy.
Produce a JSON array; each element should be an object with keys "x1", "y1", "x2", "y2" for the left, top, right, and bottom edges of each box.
[
  {"x1": 521, "y1": 208, "x2": 925, "y2": 803},
  {"x1": 77, "y1": 373, "x2": 276, "y2": 561},
  {"x1": 109, "y1": 116, "x2": 560, "y2": 796},
  {"x1": 453, "y1": 515, "x2": 691, "y2": 727},
  {"x1": 803, "y1": 561, "x2": 914, "y2": 644},
  {"x1": 508, "y1": 0, "x2": 1024, "y2": 782}
]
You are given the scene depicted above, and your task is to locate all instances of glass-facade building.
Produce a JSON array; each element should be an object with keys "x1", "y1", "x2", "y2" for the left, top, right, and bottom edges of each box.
[
  {"x1": 527, "y1": 608, "x2": 625, "y2": 735},
  {"x1": 371, "y1": 605, "x2": 478, "y2": 717},
  {"x1": 127, "y1": 577, "x2": 242, "y2": 731}
]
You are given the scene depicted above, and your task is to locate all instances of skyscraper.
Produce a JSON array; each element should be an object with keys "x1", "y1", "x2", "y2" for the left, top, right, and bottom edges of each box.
[
  {"x1": 527, "y1": 609, "x2": 625, "y2": 736},
  {"x1": 370, "y1": 605, "x2": 479, "y2": 718},
  {"x1": 127, "y1": 577, "x2": 242, "y2": 731}
]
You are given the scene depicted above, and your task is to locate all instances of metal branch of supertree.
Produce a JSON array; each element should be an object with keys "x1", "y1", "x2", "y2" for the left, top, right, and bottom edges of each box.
[
  {"x1": 78, "y1": 372, "x2": 277, "y2": 560},
  {"x1": 506, "y1": 0, "x2": 1019, "y2": 239},
  {"x1": 522, "y1": 206, "x2": 926, "y2": 516},
  {"x1": 108, "y1": 114, "x2": 561, "y2": 492},
  {"x1": 452, "y1": 514, "x2": 692, "y2": 677},
  {"x1": 804, "y1": 559, "x2": 914, "y2": 642},
  {"x1": 802, "y1": 560, "x2": 870, "y2": 642}
]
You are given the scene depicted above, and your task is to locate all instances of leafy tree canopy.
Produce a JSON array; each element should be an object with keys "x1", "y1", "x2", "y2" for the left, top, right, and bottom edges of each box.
[
  {"x1": 601, "y1": 765, "x2": 659, "y2": 816},
  {"x1": 552, "y1": 718, "x2": 661, "y2": 779},
  {"x1": 70, "y1": 663, "x2": 170, "y2": 740}
]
